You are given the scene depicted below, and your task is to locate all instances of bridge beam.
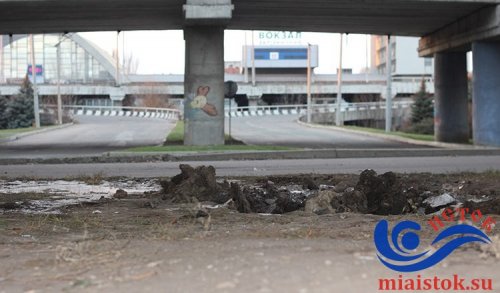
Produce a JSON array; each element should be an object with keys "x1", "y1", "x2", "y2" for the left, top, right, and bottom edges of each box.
[
  {"x1": 418, "y1": 4, "x2": 500, "y2": 57},
  {"x1": 183, "y1": 26, "x2": 225, "y2": 145},
  {"x1": 472, "y1": 41, "x2": 500, "y2": 147},
  {"x1": 434, "y1": 51, "x2": 469, "y2": 143}
]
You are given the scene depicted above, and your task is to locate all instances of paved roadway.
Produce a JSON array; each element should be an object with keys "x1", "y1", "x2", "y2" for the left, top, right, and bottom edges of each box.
[
  {"x1": 0, "y1": 115, "x2": 176, "y2": 158},
  {"x1": 1, "y1": 156, "x2": 499, "y2": 179},
  {"x1": 1, "y1": 114, "x2": 424, "y2": 159},
  {"x1": 227, "y1": 115, "x2": 424, "y2": 148}
]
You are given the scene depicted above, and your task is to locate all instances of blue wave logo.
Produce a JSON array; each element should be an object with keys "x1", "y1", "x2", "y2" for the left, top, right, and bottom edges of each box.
[{"x1": 374, "y1": 220, "x2": 491, "y2": 272}]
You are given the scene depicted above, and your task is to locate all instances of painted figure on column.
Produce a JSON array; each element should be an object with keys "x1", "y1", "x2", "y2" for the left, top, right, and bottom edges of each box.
[{"x1": 189, "y1": 86, "x2": 218, "y2": 117}]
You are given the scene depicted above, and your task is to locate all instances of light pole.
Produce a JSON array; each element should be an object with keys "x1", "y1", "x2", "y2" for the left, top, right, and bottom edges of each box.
[
  {"x1": 306, "y1": 43, "x2": 312, "y2": 123},
  {"x1": 251, "y1": 30, "x2": 256, "y2": 87},
  {"x1": 335, "y1": 33, "x2": 344, "y2": 126},
  {"x1": 385, "y1": 35, "x2": 393, "y2": 133},
  {"x1": 116, "y1": 30, "x2": 120, "y2": 87},
  {"x1": 55, "y1": 35, "x2": 62, "y2": 125},
  {"x1": 29, "y1": 34, "x2": 40, "y2": 128},
  {"x1": 243, "y1": 31, "x2": 248, "y2": 84}
]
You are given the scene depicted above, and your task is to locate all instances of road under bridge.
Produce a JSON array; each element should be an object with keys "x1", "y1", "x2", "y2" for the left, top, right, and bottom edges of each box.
[{"x1": 0, "y1": 0, "x2": 499, "y2": 146}]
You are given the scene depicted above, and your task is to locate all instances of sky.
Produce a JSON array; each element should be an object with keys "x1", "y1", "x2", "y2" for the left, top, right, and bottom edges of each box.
[{"x1": 79, "y1": 30, "x2": 374, "y2": 75}]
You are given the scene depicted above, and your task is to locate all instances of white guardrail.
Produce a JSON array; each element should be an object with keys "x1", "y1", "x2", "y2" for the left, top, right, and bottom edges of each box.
[
  {"x1": 224, "y1": 101, "x2": 414, "y2": 118},
  {"x1": 40, "y1": 101, "x2": 413, "y2": 121},
  {"x1": 41, "y1": 105, "x2": 181, "y2": 120}
]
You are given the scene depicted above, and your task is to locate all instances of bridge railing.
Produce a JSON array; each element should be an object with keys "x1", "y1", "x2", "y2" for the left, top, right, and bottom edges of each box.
[
  {"x1": 224, "y1": 100, "x2": 413, "y2": 117},
  {"x1": 41, "y1": 101, "x2": 413, "y2": 120},
  {"x1": 41, "y1": 104, "x2": 181, "y2": 120}
]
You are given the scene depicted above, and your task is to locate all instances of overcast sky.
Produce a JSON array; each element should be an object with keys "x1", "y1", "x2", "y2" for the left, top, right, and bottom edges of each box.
[{"x1": 79, "y1": 30, "x2": 374, "y2": 75}]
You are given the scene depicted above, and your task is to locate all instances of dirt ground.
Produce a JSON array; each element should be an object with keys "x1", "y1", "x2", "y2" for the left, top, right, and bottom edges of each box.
[{"x1": 0, "y1": 172, "x2": 499, "y2": 293}]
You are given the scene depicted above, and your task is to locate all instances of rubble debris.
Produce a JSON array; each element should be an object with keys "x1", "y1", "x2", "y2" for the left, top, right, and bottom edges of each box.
[
  {"x1": 304, "y1": 190, "x2": 337, "y2": 215},
  {"x1": 302, "y1": 176, "x2": 319, "y2": 190},
  {"x1": 160, "y1": 164, "x2": 229, "y2": 204},
  {"x1": 463, "y1": 197, "x2": 500, "y2": 215},
  {"x1": 0, "y1": 202, "x2": 21, "y2": 210},
  {"x1": 331, "y1": 188, "x2": 368, "y2": 213},
  {"x1": 113, "y1": 189, "x2": 128, "y2": 199},
  {"x1": 230, "y1": 182, "x2": 307, "y2": 214},
  {"x1": 422, "y1": 193, "x2": 457, "y2": 213},
  {"x1": 333, "y1": 181, "x2": 349, "y2": 193},
  {"x1": 356, "y1": 170, "x2": 410, "y2": 215}
]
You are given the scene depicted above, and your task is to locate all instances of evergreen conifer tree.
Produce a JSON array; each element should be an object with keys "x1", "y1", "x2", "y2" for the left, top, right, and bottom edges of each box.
[
  {"x1": 0, "y1": 95, "x2": 8, "y2": 129},
  {"x1": 5, "y1": 76, "x2": 35, "y2": 129},
  {"x1": 409, "y1": 79, "x2": 434, "y2": 134}
]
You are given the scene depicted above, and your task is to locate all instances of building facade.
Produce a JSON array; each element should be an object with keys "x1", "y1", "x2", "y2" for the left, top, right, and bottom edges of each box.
[
  {"x1": 371, "y1": 36, "x2": 433, "y2": 77},
  {"x1": 0, "y1": 34, "x2": 116, "y2": 85}
]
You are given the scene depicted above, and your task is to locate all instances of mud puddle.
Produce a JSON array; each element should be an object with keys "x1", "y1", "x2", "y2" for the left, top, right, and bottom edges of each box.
[{"x1": 0, "y1": 179, "x2": 159, "y2": 214}]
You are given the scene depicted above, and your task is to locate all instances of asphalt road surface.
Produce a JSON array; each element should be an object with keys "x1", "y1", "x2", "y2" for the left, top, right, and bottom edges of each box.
[
  {"x1": 227, "y1": 115, "x2": 424, "y2": 149},
  {"x1": 0, "y1": 115, "x2": 176, "y2": 158},
  {"x1": 1, "y1": 156, "x2": 499, "y2": 179}
]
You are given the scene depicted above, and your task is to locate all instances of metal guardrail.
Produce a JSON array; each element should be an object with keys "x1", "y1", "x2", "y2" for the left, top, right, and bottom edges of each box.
[
  {"x1": 41, "y1": 104, "x2": 181, "y2": 120},
  {"x1": 224, "y1": 101, "x2": 414, "y2": 118},
  {"x1": 41, "y1": 101, "x2": 413, "y2": 121}
]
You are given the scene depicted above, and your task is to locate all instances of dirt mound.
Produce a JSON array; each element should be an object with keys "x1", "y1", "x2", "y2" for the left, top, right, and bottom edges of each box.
[
  {"x1": 158, "y1": 165, "x2": 499, "y2": 216},
  {"x1": 230, "y1": 181, "x2": 307, "y2": 214},
  {"x1": 356, "y1": 169, "x2": 414, "y2": 215},
  {"x1": 160, "y1": 164, "x2": 230, "y2": 204}
]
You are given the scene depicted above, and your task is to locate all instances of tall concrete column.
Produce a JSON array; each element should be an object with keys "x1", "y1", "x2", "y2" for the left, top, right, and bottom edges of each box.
[
  {"x1": 433, "y1": 52, "x2": 469, "y2": 143},
  {"x1": 184, "y1": 26, "x2": 225, "y2": 145},
  {"x1": 472, "y1": 42, "x2": 500, "y2": 147}
]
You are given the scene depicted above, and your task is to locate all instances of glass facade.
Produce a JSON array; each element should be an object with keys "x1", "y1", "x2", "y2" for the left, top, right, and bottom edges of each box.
[{"x1": 0, "y1": 34, "x2": 115, "y2": 85}]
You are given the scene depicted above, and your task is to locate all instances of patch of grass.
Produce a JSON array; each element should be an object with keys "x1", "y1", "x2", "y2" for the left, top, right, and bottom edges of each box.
[
  {"x1": 164, "y1": 120, "x2": 244, "y2": 145},
  {"x1": 80, "y1": 172, "x2": 105, "y2": 185},
  {"x1": 165, "y1": 120, "x2": 185, "y2": 143},
  {"x1": 343, "y1": 125, "x2": 435, "y2": 142},
  {"x1": 0, "y1": 127, "x2": 40, "y2": 139},
  {"x1": 124, "y1": 145, "x2": 296, "y2": 153},
  {"x1": 458, "y1": 169, "x2": 500, "y2": 179},
  {"x1": 0, "y1": 192, "x2": 55, "y2": 202}
]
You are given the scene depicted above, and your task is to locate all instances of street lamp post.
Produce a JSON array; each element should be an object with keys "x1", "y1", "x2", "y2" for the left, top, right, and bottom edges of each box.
[
  {"x1": 56, "y1": 35, "x2": 62, "y2": 125},
  {"x1": 116, "y1": 31, "x2": 120, "y2": 87},
  {"x1": 251, "y1": 30, "x2": 256, "y2": 87},
  {"x1": 385, "y1": 35, "x2": 393, "y2": 133},
  {"x1": 335, "y1": 33, "x2": 344, "y2": 126},
  {"x1": 306, "y1": 43, "x2": 312, "y2": 123},
  {"x1": 29, "y1": 34, "x2": 41, "y2": 128}
]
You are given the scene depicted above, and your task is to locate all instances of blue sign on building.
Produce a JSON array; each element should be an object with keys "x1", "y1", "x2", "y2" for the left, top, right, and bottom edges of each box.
[
  {"x1": 27, "y1": 64, "x2": 44, "y2": 83},
  {"x1": 254, "y1": 48, "x2": 308, "y2": 61}
]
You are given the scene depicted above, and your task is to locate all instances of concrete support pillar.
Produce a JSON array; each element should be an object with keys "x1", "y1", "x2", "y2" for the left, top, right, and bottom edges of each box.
[
  {"x1": 184, "y1": 26, "x2": 225, "y2": 145},
  {"x1": 472, "y1": 42, "x2": 500, "y2": 147},
  {"x1": 433, "y1": 52, "x2": 469, "y2": 143}
]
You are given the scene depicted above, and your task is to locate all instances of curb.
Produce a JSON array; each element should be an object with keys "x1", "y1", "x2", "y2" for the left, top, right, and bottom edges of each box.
[
  {"x1": 296, "y1": 119, "x2": 497, "y2": 150},
  {"x1": 1, "y1": 148, "x2": 500, "y2": 165},
  {"x1": 0, "y1": 123, "x2": 74, "y2": 143}
]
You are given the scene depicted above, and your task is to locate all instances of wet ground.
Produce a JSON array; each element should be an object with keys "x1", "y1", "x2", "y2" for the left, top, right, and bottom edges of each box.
[{"x1": 0, "y1": 169, "x2": 499, "y2": 292}]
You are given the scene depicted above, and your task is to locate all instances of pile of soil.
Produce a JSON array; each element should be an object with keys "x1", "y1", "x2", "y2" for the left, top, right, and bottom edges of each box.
[{"x1": 159, "y1": 165, "x2": 500, "y2": 216}]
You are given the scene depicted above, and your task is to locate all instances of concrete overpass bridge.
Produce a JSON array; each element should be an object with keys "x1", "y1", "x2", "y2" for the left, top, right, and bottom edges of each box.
[
  {"x1": 0, "y1": 0, "x2": 499, "y2": 146},
  {"x1": 0, "y1": 73, "x2": 433, "y2": 103}
]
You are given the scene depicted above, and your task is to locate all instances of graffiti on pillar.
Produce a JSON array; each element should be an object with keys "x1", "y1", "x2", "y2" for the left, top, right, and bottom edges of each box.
[{"x1": 190, "y1": 86, "x2": 218, "y2": 117}]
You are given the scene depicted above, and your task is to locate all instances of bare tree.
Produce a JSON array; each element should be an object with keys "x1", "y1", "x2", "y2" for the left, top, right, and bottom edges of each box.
[{"x1": 112, "y1": 49, "x2": 140, "y2": 75}]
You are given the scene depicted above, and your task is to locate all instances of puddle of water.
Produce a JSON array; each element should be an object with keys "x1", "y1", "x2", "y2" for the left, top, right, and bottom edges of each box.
[{"x1": 0, "y1": 179, "x2": 160, "y2": 214}]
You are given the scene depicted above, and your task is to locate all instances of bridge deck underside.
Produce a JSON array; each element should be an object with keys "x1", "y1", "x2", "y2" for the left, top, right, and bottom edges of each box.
[{"x1": 0, "y1": 0, "x2": 495, "y2": 36}]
